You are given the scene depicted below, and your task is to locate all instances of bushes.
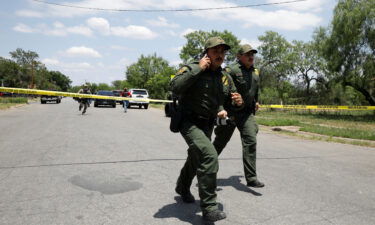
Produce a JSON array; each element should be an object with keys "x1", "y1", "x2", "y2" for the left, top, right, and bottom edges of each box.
[{"x1": 0, "y1": 97, "x2": 28, "y2": 104}]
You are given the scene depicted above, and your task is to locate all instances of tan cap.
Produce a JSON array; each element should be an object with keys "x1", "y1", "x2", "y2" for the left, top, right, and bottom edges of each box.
[
  {"x1": 238, "y1": 44, "x2": 258, "y2": 54},
  {"x1": 204, "y1": 37, "x2": 231, "y2": 51}
]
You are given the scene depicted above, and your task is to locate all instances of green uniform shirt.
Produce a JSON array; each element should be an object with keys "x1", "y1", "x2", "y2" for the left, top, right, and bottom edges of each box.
[
  {"x1": 226, "y1": 61, "x2": 260, "y2": 111},
  {"x1": 171, "y1": 61, "x2": 227, "y2": 118}
]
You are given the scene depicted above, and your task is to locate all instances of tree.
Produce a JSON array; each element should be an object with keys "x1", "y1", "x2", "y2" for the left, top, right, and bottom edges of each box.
[
  {"x1": 97, "y1": 83, "x2": 111, "y2": 91},
  {"x1": 258, "y1": 31, "x2": 294, "y2": 104},
  {"x1": 180, "y1": 30, "x2": 241, "y2": 64},
  {"x1": 319, "y1": 0, "x2": 375, "y2": 105},
  {"x1": 0, "y1": 57, "x2": 23, "y2": 87},
  {"x1": 125, "y1": 54, "x2": 176, "y2": 99},
  {"x1": 48, "y1": 71, "x2": 72, "y2": 91},
  {"x1": 10, "y1": 48, "x2": 40, "y2": 88},
  {"x1": 289, "y1": 40, "x2": 328, "y2": 103},
  {"x1": 9, "y1": 48, "x2": 39, "y2": 67}
]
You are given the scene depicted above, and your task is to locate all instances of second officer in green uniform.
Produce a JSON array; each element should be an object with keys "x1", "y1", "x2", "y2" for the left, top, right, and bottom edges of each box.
[{"x1": 213, "y1": 44, "x2": 265, "y2": 188}]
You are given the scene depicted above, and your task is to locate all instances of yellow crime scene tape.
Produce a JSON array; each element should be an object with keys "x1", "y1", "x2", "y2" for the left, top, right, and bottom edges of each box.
[
  {"x1": 0, "y1": 87, "x2": 172, "y2": 103},
  {"x1": 261, "y1": 104, "x2": 375, "y2": 110},
  {"x1": 1, "y1": 87, "x2": 375, "y2": 110}
]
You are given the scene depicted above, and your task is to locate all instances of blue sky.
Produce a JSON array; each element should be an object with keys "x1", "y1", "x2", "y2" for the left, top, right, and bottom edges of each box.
[{"x1": 0, "y1": 0, "x2": 337, "y2": 85}]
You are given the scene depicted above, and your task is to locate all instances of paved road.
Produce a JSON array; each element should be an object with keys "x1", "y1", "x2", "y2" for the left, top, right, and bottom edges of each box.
[{"x1": 0, "y1": 98, "x2": 374, "y2": 225}]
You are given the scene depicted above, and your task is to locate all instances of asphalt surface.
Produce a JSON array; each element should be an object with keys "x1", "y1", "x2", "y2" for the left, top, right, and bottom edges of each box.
[{"x1": 0, "y1": 98, "x2": 374, "y2": 225}]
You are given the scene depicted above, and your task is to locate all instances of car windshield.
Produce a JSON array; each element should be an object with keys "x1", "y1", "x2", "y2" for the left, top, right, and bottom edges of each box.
[
  {"x1": 98, "y1": 91, "x2": 114, "y2": 96},
  {"x1": 132, "y1": 90, "x2": 147, "y2": 95}
]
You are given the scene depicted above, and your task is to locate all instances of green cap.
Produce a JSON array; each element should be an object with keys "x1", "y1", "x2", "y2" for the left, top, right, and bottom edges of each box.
[
  {"x1": 204, "y1": 37, "x2": 231, "y2": 51},
  {"x1": 238, "y1": 44, "x2": 258, "y2": 54}
]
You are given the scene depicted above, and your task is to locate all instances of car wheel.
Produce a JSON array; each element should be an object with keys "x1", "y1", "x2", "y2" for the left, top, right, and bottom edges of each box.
[
  {"x1": 94, "y1": 103, "x2": 98, "y2": 107},
  {"x1": 144, "y1": 104, "x2": 149, "y2": 109},
  {"x1": 113, "y1": 104, "x2": 116, "y2": 108},
  {"x1": 41, "y1": 100, "x2": 45, "y2": 104},
  {"x1": 138, "y1": 105, "x2": 142, "y2": 109}
]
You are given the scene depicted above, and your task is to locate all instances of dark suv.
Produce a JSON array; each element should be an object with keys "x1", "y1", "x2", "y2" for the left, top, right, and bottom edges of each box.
[{"x1": 94, "y1": 90, "x2": 116, "y2": 108}]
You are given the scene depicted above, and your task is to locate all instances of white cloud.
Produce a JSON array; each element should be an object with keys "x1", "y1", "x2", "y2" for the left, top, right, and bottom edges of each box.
[
  {"x1": 66, "y1": 26, "x2": 93, "y2": 36},
  {"x1": 42, "y1": 58, "x2": 92, "y2": 72},
  {"x1": 42, "y1": 58, "x2": 60, "y2": 66},
  {"x1": 110, "y1": 45, "x2": 131, "y2": 51},
  {"x1": 170, "y1": 46, "x2": 182, "y2": 53},
  {"x1": 266, "y1": 0, "x2": 324, "y2": 12},
  {"x1": 64, "y1": 46, "x2": 102, "y2": 58},
  {"x1": 15, "y1": 10, "x2": 43, "y2": 18},
  {"x1": 86, "y1": 17, "x2": 158, "y2": 39},
  {"x1": 13, "y1": 23, "x2": 36, "y2": 33},
  {"x1": 13, "y1": 22, "x2": 92, "y2": 37},
  {"x1": 146, "y1": 16, "x2": 179, "y2": 28},
  {"x1": 87, "y1": 17, "x2": 111, "y2": 35},
  {"x1": 180, "y1": 28, "x2": 196, "y2": 38},
  {"x1": 18, "y1": 0, "x2": 323, "y2": 31},
  {"x1": 111, "y1": 25, "x2": 158, "y2": 39}
]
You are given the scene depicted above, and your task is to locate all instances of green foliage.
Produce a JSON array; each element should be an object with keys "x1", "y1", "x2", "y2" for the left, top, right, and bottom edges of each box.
[
  {"x1": 179, "y1": 30, "x2": 241, "y2": 64},
  {"x1": 125, "y1": 53, "x2": 176, "y2": 99},
  {"x1": 0, "y1": 97, "x2": 28, "y2": 104},
  {"x1": 0, "y1": 48, "x2": 71, "y2": 91},
  {"x1": 319, "y1": 0, "x2": 375, "y2": 105},
  {"x1": 10, "y1": 48, "x2": 39, "y2": 67}
]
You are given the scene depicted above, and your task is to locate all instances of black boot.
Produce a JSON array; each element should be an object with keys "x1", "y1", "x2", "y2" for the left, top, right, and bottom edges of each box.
[
  {"x1": 203, "y1": 210, "x2": 226, "y2": 222},
  {"x1": 175, "y1": 186, "x2": 195, "y2": 203},
  {"x1": 247, "y1": 180, "x2": 265, "y2": 188}
]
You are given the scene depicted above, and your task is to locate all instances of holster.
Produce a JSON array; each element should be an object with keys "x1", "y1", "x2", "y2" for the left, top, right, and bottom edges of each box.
[{"x1": 169, "y1": 97, "x2": 183, "y2": 133}]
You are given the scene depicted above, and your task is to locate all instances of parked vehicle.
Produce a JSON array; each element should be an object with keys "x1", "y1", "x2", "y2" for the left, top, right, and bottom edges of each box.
[
  {"x1": 128, "y1": 89, "x2": 149, "y2": 109},
  {"x1": 41, "y1": 95, "x2": 61, "y2": 104},
  {"x1": 112, "y1": 90, "x2": 123, "y2": 104},
  {"x1": 94, "y1": 90, "x2": 116, "y2": 108}
]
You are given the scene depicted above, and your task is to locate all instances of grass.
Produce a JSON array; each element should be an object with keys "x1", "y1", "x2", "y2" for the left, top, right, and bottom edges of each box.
[
  {"x1": 0, "y1": 97, "x2": 28, "y2": 110},
  {"x1": 256, "y1": 109, "x2": 375, "y2": 141},
  {"x1": 275, "y1": 130, "x2": 375, "y2": 148},
  {"x1": 0, "y1": 97, "x2": 28, "y2": 104},
  {"x1": 300, "y1": 124, "x2": 375, "y2": 141}
]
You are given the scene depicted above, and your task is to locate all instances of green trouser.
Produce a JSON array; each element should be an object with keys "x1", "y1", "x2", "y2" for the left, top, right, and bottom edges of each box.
[
  {"x1": 176, "y1": 119, "x2": 219, "y2": 214},
  {"x1": 213, "y1": 114, "x2": 259, "y2": 183}
]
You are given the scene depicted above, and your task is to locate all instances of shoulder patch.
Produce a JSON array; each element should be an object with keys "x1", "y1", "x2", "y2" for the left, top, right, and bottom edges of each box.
[
  {"x1": 177, "y1": 66, "x2": 188, "y2": 75},
  {"x1": 222, "y1": 75, "x2": 229, "y2": 86},
  {"x1": 254, "y1": 68, "x2": 260, "y2": 76}
]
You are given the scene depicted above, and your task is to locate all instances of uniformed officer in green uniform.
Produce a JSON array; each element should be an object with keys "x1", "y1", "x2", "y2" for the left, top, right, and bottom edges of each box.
[
  {"x1": 213, "y1": 44, "x2": 265, "y2": 188},
  {"x1": 171, "y1": 37, "x2": 243, "y2": 222}
]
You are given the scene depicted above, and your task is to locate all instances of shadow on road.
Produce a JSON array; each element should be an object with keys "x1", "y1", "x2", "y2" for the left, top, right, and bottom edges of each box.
[
  {"x1": 154, "y1": 196, "x2": 223, "y2": 225},
  {"x1": 217, "y1": 176, "x2": 262, "y2": 196}
]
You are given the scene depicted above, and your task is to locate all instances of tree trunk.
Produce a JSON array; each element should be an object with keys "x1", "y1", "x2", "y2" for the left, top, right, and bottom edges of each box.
[{"x1": 344, "y1": 81, "x2": 375, "y2": 106}]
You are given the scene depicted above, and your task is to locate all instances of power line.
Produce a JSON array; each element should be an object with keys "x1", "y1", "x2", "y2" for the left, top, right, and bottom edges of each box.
[{"x1": 32, "y1": 0, "x2": 308, "y2": 12}]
